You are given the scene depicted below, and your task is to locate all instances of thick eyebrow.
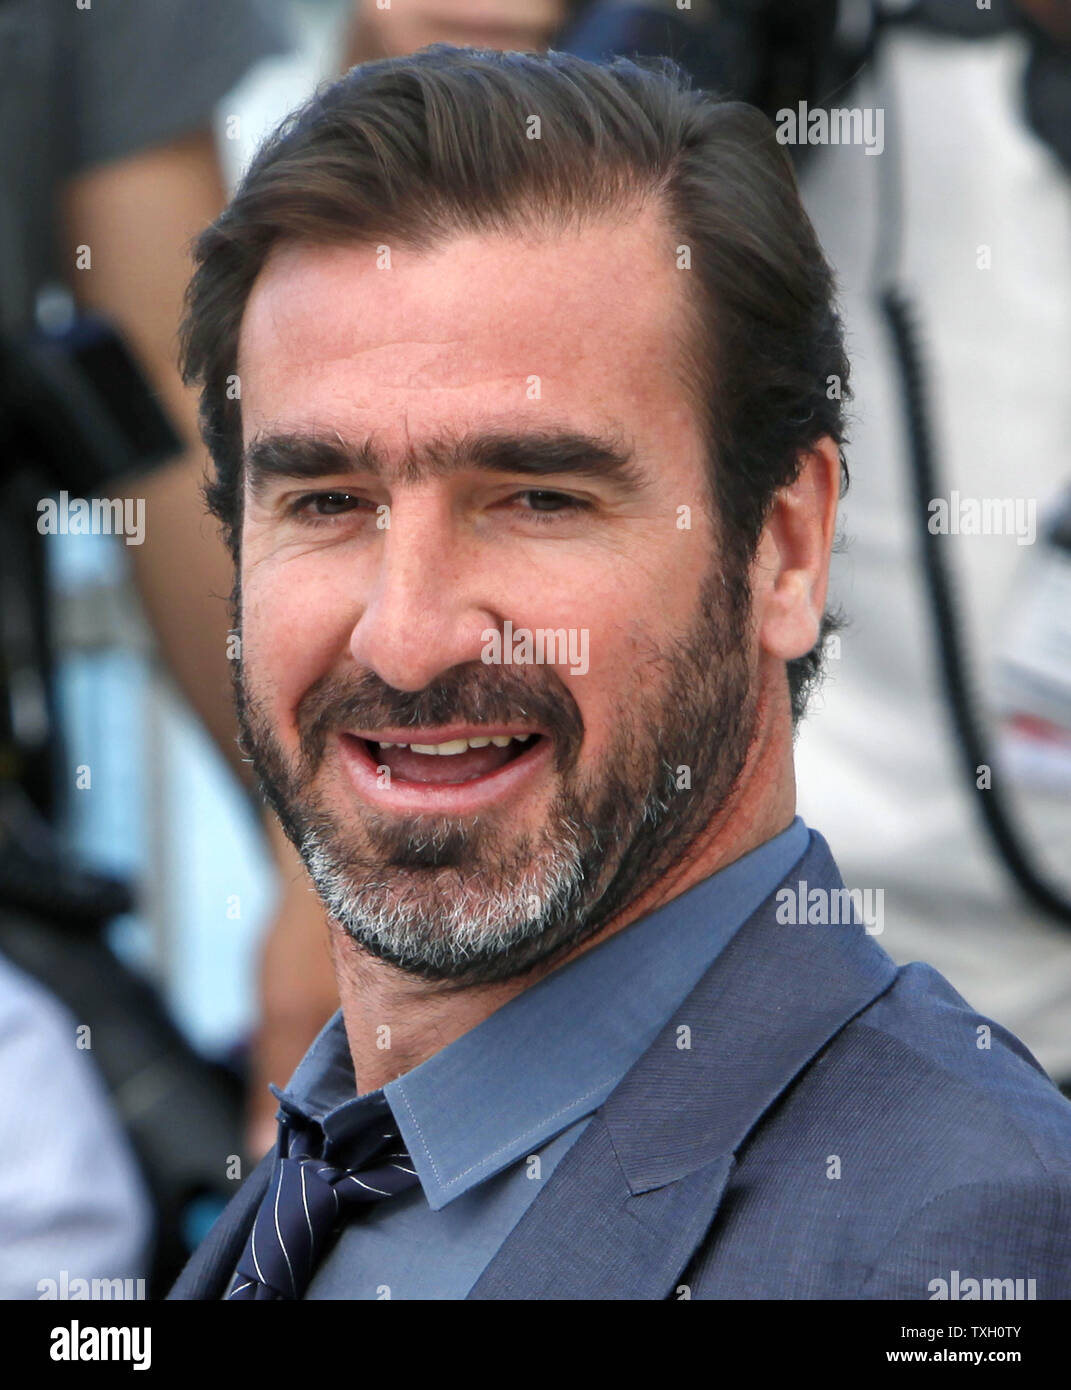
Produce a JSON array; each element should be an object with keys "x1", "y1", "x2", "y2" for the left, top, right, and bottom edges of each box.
[{"x1": 243, "y1": 425, "x2": 647, "y2": 500}]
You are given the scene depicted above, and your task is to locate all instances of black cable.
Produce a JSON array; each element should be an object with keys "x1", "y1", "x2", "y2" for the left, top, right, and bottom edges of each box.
[
  {"x1": 880, "y1": 291, "x2": 1071, "y2": 925},
  {"x1": 871, "y1": 31, "x2": 1071, "y2": 925}
]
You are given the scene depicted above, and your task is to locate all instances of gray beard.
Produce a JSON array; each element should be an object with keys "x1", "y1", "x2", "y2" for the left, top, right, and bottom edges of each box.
[
  {"x1": 298, "y1": 807, "x2": 587, "y2": 980},
  {"x1": 236, "y1": 565, "x2": 755, "y2": 987}
]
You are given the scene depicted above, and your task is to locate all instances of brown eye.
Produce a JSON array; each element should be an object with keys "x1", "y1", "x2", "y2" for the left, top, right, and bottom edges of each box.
[
  {"x1": 311, "y1": 492, "x2": 359, "y2": 514},
  {"x1": 522, "y1": 490, "x2": 579, "y2": 512}
]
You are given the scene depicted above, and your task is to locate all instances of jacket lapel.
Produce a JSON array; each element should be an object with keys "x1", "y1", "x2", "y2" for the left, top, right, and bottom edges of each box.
[
  {"x1": 167, "y1": 1149, "x2": 275, "y2": 1300},
  {"x1": 469, "y1": 1112, "x2": 736, "y2": 1299},
  {"x1": 469, "y1": 831, "x2": 897, "y2": 1299}
]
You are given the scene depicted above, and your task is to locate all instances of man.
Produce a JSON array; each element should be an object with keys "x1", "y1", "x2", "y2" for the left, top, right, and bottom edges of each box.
[{"x1": 170, "y1": 45, "x2": 1071, "y2": 1300}]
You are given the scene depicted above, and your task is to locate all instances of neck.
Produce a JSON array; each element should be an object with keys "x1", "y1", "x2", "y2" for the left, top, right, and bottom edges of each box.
[{"x1": 332, "y1": 679, "x2": 796, "y2": 1094}]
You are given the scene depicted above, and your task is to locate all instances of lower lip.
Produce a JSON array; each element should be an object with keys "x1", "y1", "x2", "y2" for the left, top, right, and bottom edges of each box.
[{"x1": 336, "y1": 733, "x2": 553, "y2": 814}]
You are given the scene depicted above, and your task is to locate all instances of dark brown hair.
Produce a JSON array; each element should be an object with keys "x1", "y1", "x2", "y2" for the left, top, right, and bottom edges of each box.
[{"x1": 180, "y1": 43, "x2": 850, "y2": 721}]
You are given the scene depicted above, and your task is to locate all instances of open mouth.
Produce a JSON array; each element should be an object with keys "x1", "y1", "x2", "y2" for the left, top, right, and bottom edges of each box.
[{"x1": 343, "y1": 731, "x2": 546, "y2": 785}]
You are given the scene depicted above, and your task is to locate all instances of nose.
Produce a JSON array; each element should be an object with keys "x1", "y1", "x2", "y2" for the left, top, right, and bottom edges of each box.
[{"x1": 347, "y1": 491, "x2": 497, "y2": 693}]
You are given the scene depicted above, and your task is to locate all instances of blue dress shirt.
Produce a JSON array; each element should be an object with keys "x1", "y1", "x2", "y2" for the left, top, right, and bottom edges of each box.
[{"x1": 264, "y1": 817, "x2": 811, "y2": 1299}]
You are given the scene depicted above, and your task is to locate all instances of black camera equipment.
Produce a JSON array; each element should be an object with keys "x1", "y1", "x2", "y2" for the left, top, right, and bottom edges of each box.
[{"x1": 1, "y1": 310, "x2": 249, "y2": 1293}]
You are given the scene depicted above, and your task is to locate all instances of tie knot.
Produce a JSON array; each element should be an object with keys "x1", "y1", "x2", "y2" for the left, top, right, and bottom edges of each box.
[
  {"x1": 227, "y1": 1118, "x2": 420, "y2": 1299},
  {"x1": 291, "y1": 1131, "x2": 416, "y2": 1205}
]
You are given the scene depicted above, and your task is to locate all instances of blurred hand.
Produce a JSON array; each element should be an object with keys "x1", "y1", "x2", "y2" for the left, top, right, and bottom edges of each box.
[{"x1": 60, "y1": 130, "x2": 245, "y2": 781}]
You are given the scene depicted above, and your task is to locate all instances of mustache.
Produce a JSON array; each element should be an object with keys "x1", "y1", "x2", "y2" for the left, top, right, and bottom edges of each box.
[{"x1": 289, "y1": 662, "x2": 586, "y2": 777}]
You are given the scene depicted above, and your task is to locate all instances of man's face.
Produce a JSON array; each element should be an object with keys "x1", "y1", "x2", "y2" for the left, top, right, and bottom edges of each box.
[{"x1": 236, "y1": 209, "x2": 759, "y2": 985}]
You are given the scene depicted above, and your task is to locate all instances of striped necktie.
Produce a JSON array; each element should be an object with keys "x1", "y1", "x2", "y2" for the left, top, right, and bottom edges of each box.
[{"x1": 227, "y1": 1108, "x2": 420, "y2": 1300}]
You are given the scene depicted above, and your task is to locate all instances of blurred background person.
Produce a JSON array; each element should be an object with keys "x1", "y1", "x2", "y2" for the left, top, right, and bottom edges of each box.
[
  {"x1": 0, "y1": 0, "x2": 292, "y2": 1295},
  {"x1": 0, "y1": 953, "x2": 153, "y2": 1300}
]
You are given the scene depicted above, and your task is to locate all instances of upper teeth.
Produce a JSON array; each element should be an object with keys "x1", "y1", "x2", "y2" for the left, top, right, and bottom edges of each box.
[{"x1": 377, "y1": 734, "x2": 533, "y2": 755}]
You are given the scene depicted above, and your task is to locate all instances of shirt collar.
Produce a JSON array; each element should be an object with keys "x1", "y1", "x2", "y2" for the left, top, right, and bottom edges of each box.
[{"x1": 273, "y1": 816, "x2": 811, "y2": 1209}]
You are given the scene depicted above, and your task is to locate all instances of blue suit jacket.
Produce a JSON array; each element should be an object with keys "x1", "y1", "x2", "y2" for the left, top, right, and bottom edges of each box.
[{"x1": 169, "y1": 832, "x2": 1071, "y2": 1299}]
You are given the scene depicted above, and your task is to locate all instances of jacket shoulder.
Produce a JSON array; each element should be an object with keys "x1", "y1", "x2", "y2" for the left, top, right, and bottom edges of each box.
[
  {"x1": 860, "y1": 1175, "x2": 1071, "y2": 1299},
  {"x1": 688, "y1": 958, "x2": 1071, "y2": 1298}
]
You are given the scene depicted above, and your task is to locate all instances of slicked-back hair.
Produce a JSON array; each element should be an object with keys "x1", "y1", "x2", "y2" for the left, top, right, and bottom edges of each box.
[{"x1": 180, "y1": 43, "x2": 850, "y2": 722}]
